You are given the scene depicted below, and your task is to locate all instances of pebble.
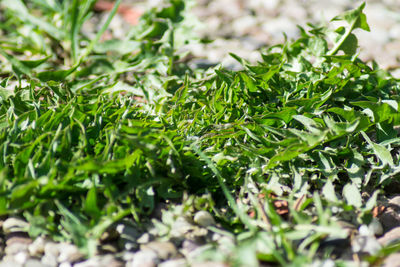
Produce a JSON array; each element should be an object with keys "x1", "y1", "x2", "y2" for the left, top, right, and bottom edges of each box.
[
  {"x1": 5, "y1": 242, "x2": 29, "y2": 255},
  {"x1": 57, "y1": 243, "x2": 83, "y2": 263},
  {"x1": 382, "y1": 253, "x2": 400, "y2": 267},
  {"x1": 158, "y1": 259, "x2": 187, "y2": 267},
  {"x1": 41, "y1": 254, "x2": 58, "y2": 267},
  {"x1": 181, "y1": 239, "x2": 202, "y2": 254},
  {"x1": 6, "y1": 235, "x2": 32, "y2": 246},
  {"x1": 14, "y1": 251, "x2": 28, "y2": 265},
  {"x1": 141, "y1": 241, "x2": 177, "y2": 260},
  {"x1": 378, "y1": 208, "x2": 400, "y2": 232},
  {"x1": 193, "y1": 211, "x2": 215, "y2": 228},
  {"x1": 59, "y1": 262, "x2": 72, "y2": 267},
  {"x1": 116, "y1": 223, "x2": 140, "y2": 251},
  {"x1": 2, "y1": 218, "x2": 29, "y2": 234},
  {"x1": 352, "y1": 226, "x2": 382, "y2": 255},
  {"x1": 25, "y1": 259, "x2": 50, "y2": 267},
  {"x1": 170, "y1": 217, "x2": 195, "y2": 239},
  {"x1": 126, "y1": 250, "x2": 159, "y2": 267},
  {"x1": 389, "y1": 195, "x2": 400, "y2": 207},
  {"x1": 0, "y1": 259, "x2": 22, "y2": 267},
  {"x1": 28, "y1": 237, "x2": 46, "y2": 257},
  {"x1": 44, "y1": 242, "x2": 60, "y2": 258},
  {"x1": 368, "y1": 217, "x2": 384, "y2": 236},
  {"x1": 74, "y1": 255, "x2": 123, "y2": 267},
  {"x1": 191, "y1": 262, "x2": 228, "y2": 267},
  {"x1": 378, "y1": 227, "x2": 400, "y2": 246},
  {"x1": 137, "y1": 233, "x2": 152, "y2": 244}
]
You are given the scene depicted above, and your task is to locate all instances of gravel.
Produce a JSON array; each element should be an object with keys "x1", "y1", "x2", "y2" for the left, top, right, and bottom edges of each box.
[{"x1": 0, "y1": 0, "x2": 399, "y2": 266}]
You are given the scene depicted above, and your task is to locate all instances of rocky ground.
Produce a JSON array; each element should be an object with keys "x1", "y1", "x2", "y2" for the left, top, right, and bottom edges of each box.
[
  {"x1": 1, "y1": 195, "x2": 400, "y2": 267},
  {"x1": 1, "y1": 0, "x2": 400, "y2": 266}
]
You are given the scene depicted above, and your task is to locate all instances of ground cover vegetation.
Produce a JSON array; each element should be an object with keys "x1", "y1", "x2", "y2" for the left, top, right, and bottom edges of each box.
[{"x1": 0, "y1": 0, "x2": 399, "y2": 265}]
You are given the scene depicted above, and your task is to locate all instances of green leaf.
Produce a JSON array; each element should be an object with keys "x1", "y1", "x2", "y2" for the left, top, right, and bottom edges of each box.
[
  {"x1": 322, "y1": 180, "x2": 338, "y2": 203},
  {"x1": 343, "y1": 183, "x2": 362, "y2": 208},
  {"x1": 361, "y1": 131, "x2": 394, "y2": 167},
  {"x1": 84, "y1": 185, "x2": 101, "y2": 219},
  {"x1": 37, "y1": 67, "x2": 78, "y2": 82}
]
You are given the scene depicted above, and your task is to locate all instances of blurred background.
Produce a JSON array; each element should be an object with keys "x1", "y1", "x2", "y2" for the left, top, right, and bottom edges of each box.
[{"x1": 90, "y1": 0, "x2": 400, "y2": 74}]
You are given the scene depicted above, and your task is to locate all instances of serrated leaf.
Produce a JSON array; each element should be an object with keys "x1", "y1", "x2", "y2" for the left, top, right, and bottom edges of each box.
[
  {"x1": 322, "y1": 180, "x2": 338, "y2": 203},
  {"x1": 361, "y1": 131, "x2": 394, "y2": 167},
  {"x1": 343, "y1": 183, "x2": 362, "y2": 208}
]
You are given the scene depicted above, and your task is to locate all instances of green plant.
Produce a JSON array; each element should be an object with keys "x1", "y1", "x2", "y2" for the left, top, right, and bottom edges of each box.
[{"x1": 0, "y1": 1, "x2": 399, "y2": 265}]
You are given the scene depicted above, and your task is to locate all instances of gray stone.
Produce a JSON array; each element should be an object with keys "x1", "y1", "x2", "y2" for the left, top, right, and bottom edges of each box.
[
  {"x1": 141, "y1": 241, "x2": 177, "y2": 260},
  {"x1": 382, "y1": 253, "x2": 400, "y2": 267},
  {"x1": 170, "y1": 217, "x2": 194, "y2": 239},
  {"x1": 378, "y1": 208, "x2": 400, "y2": 232},
  {"x1": 57, "y1": 243, "x2": 83, "y2": 263},
  {"x1": 136, "y1": 233, "x2": 152, "y2": 244},
  {"x1": 389, "y1": 196, "x2": 400, "y2": 207},
  {"x1": 0, "y1": 259, "x2": 22, "y2": 267},
  {"x1": 193, "y1": 211, "x2": 215, "y2": 228},
  {"x1": 41, "y1": 254, "x2": 57, "y2": 267},
  {"x1": 59, "y1": 262, "x2": 72, "y2": 267},
  {"x1": 126, "y1": 250, "x2": 159, "y2": 267},
  {"x1": 369, "y1": 217, "x2": 384, "y2": 236},
  {"x1": 24, "y1": 259, "x2": 50, "y2": 267},
  {"x1": 74, "y1": 255, "x2": 123, "y2": 267},
  {"x1": 5, "y1": 242, "x2": 29, "y2": 255},
  {"x1": 28, "y1": 237, "x2": 46, "y2": 257},
  {"x1": 352, "y1": 235, "x2": 382, "y2": 255},
  {"x1": 6, "y1": 236, "x2": 32, "y2": 246},
  {"x1": 158, "y1": 259, "x2": 187, "y2": 267},
  {"x1": 3, "y1": 218, "x2": 29, "y2": 234},
  {"x1": 42, "y1": 242, "x2": 60, "y2": 266},
  {"x1": 378, "y1": 227, "x2": 400, "y2": 246},
  {"x1": 14, "y1": 251, "x2": 28, "y2": 265},
  {"x1": 191, "y1": 262, "x2": 228, "y2": 267}
]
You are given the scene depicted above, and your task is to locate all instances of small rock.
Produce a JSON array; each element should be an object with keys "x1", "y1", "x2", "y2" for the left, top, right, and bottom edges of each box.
[
  {"x1": 141, "y1": 241, "x2": 177, "y2": 260},
  {"x1": 126, "y1": 250, "x2": 159, "y2": 267},
  {"x1": 378, "y1": 227, "x2": 400, "y2": 246},
  {"x1": 59, "y1": 262, "x2": 72, "y2": 267},
  {"x1": 170, "y1": 217, "x2": 195, "y2": 239},
  {"x1": 57, "y1": 243, "x2": 83, "y2": 263},
  {"x1": 116, "y1": 223, "x2": 140, "y2": 251},
  {"x1": 382, "y1": 253, "x2": 400, "y2": 267},
  {"x1": 24, "y1": 258, "x2": 49, "y2": 267},
  {"x1": 389, "y1": 195, "x2": 400, "y2": 207},
  {"x1": 158, "y1": 259, "x2": 187, "y2": 267},
  {"x1": 5, "y1": 242, "x2": 29, "y2": 255},
  {"x1": 137, "y1": 233, "x2": 152, "y2": 244},
  {"x1": 193, "y1": 211, "x2": 215, "y2": 228},
  {"x1": 14, "y1": 251, "x2": 28, "y2": 265},
  {"x1": 116, "y1": 223, "x2": 141, "y2": 240},
  {"x1": 73, "y1": 258, "x2": 99, "y2": 267},
  {"x1": 99, "y1": 243, "x2": 119, "y2": 254},
  {"x1": 74, "y1": 255, "x2": 123, "y2": 267},
  {"x1": 41, "y1": 254, "x2": 57, "y2": 267},
  {"x1": 28, "y1": 237, "x2": 46, "y2": 257},
  {"x1": 2, "y1": 218, "x2": 29, "y2": 234},
  {"x1": 100, "y1": 228, "x2": 119, "y2": 243},
  {"x1": 6, "y1": 235, "x2": 32, "y2": 246},
  {"x1": 43, "y1": 242, "x2": 60, "y2": 260},
  {"x1": 0, "y1": 259, "x2": 22, "y2": 267},
  {"x1": 369, "y1": 217, "x2": 384, "y2": 236},
  {"x1": 122, "y1": 251, "x2": 136, "y2": 262},
  {"x1": 232, "y1": 15, "x2": 259, "y2": 36},
  {"x1": 191, "y1": 262, "x2": 228, "y2": 267},
  {"x1": 352, "y1": 235, "x2": 382, "y2": 255},
  {"x1": 181, "y1": 239, "x2": 202, "y2": 254},
  {"x1": 378, "y1": 208, "x2": 400, "y2": 232}
]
